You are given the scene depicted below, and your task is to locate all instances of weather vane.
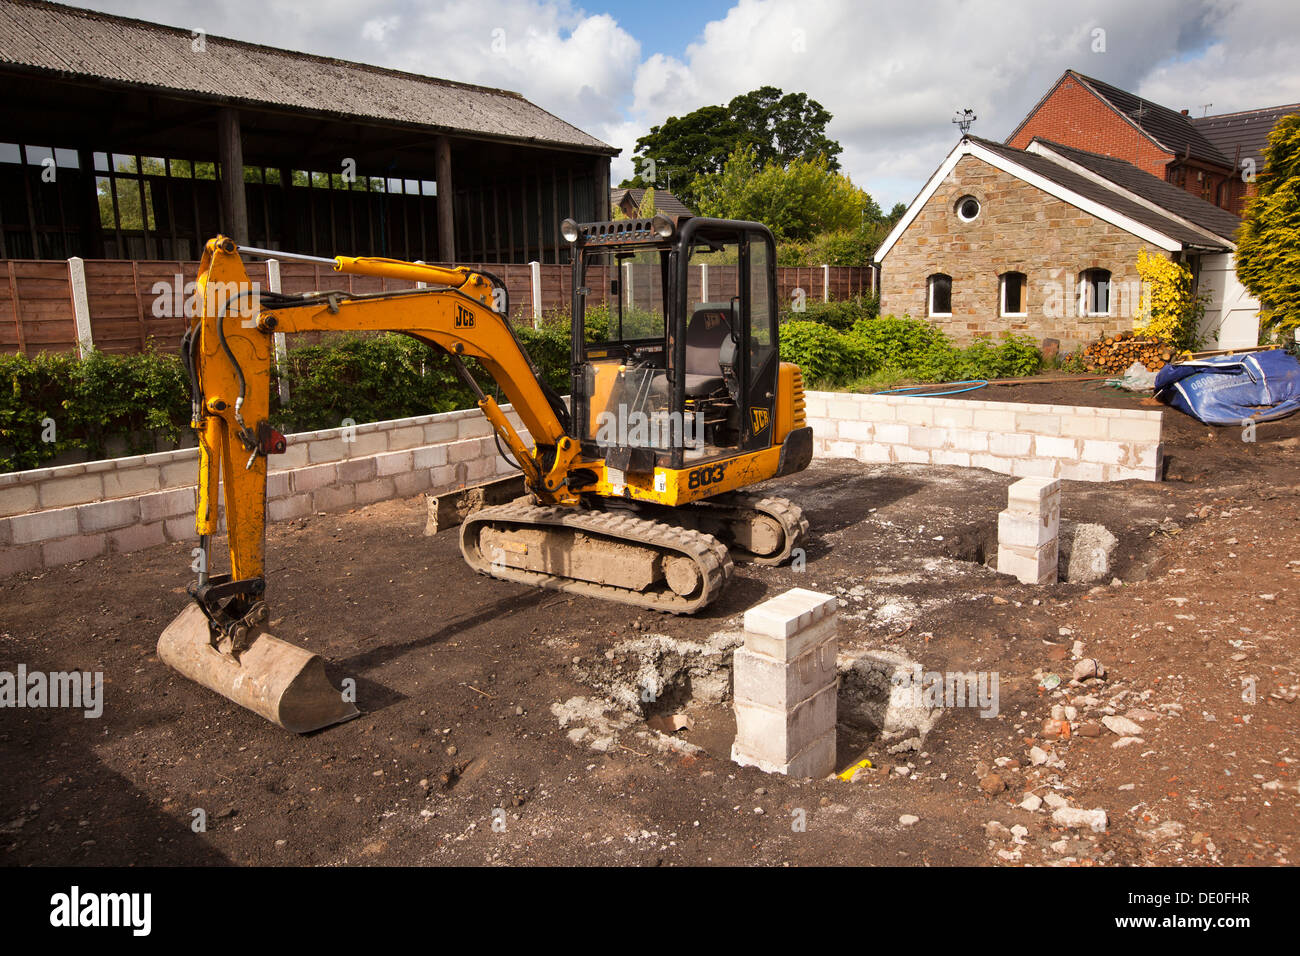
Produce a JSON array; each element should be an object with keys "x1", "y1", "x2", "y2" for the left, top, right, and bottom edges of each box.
[{"x1": 953, "y1": 108, "x2": 977, "y2": 135}]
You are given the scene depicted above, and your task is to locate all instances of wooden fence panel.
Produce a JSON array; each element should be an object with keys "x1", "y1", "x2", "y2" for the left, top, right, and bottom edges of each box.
[
  {"x1": 0, "y1": 258, "x2": 875, "y2": 355},
  {"x1": 6, "y1": 261, "x2": 77, "y2": 354}
]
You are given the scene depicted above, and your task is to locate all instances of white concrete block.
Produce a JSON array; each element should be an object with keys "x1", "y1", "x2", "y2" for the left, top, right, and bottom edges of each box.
[
  {"x1": 987, "y1": 432, "x2": 1033, "y2": 457},
  {"x1": 733, "y1": 682, "x2": 838, "y2": 760},
  {"x1": 998, "y1": 509, "x2": 1058, "y2": 549},
  {"x1": 733, "y1": 642, "x2": 837, "y2": 710},
  {"x1": 1033, "y1": 435, "x2": 1081, "y2": 460},
  {"x1": 837, "y1": 420, "x2": 873, "y2": 442},
  {"x1": 732, "y1": 727, "x2": 836, "y2": 780},
  {"x1": 997, "y1": 540, "x2": 1058, "y2": 585},
  {"x1": 743, "y1": 587, "x2": 837, "y2": 644},
  {"x1": 1107, "y1": 416, "x2": 1162, "y2": 443},
  {"x1": 10, "y1": 506, "x2": 79, "y2": 544},
  {"x1": 873, "y1": 422, "x2": 909, "y2": 444},
  {"x1": 893, "y1": 445, "x2": 932, "y2": 465},
  {"x1": 1006, "y1": 477, "x2": 1061, "y2": 510},
  {"x1": 1081, "y1": 440, "x2": 1125, "y2": 465},
  {"x1": 77, "y1": 498, "x2": 141, "y2": 533}
]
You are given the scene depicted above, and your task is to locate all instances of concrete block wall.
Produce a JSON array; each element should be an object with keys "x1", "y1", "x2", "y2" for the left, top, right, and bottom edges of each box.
[
  {"x1": 0, "y1": 406, "x2": 528, "y2": 577},
  {"x1": 806, "y1": 390, "x2": 1162, "y2": 482},
  {"x1": 732, "y1": 588, "x2": 839, "y2": 779}
]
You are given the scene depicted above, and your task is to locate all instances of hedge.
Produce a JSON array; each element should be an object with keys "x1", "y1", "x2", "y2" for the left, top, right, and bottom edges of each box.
[
  {"x1": 0, "y1": 303, "x2": 616, "y2": 474},
  {"x1": 778, "y1": 315, "x2": 1042, "y2": 387}
]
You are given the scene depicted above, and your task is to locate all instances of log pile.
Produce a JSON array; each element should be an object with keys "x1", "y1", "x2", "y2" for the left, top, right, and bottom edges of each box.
[{"x1": 1082, "y1": 334, "x2": 1174, "y2": 373}]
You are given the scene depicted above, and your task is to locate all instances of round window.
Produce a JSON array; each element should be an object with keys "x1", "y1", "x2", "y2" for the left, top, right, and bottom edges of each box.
[{"x1": 957, "y1": 196, "x2": 981, "y2": 222}]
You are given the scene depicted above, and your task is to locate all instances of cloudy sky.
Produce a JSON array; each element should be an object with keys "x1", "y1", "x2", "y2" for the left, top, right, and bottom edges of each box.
[{"x1": 78, "y1": 0, "x2": 1300, "y2": 208}]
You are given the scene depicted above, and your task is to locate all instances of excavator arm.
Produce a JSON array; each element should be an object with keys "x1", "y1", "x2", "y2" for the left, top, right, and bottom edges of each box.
[{"x1": 160, "y1": 236, "x2": 581, "y2": 731}]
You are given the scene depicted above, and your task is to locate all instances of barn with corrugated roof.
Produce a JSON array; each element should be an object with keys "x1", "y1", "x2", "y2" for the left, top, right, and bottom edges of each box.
[{"x1": 0, "y1": 0, "x2": 617, "y2": 264}]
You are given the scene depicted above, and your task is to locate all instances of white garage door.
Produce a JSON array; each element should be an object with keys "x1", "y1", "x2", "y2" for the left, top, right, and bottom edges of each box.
[{"x1": 1199, "y1": 252, "x2": 1260, "y2": 349}]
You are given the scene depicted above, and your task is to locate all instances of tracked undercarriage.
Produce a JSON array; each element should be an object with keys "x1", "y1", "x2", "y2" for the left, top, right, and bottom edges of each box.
[{"x1": 460, "y1": 493, "x2": 807, "y2": 613}]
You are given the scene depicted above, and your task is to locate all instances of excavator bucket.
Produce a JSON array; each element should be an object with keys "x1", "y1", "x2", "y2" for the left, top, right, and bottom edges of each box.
[{"x1": 158, "y1": 604, "x2": 358, "y2": 733}]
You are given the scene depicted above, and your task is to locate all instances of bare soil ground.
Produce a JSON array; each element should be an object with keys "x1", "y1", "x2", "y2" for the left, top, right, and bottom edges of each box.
[{"x1": 2, "y1": 385, "x2": 1297, "y2": 866}]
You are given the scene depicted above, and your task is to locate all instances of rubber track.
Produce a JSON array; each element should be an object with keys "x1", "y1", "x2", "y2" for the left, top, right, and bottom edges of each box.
[
  {"x1": 460, "y1": 500, "x2": 734, "y2": 614},
  {"x1": 680, "y1": 491, "x2": 810, "y2": 566}
]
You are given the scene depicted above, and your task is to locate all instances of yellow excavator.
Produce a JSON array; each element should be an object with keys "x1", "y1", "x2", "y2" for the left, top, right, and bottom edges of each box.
[{"x1": 159, "y1": 215, "x2": 812, "y2": 731}]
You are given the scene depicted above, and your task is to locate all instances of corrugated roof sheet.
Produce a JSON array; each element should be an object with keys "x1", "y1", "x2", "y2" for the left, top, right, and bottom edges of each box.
[
  {"x1": 0, "y1": 0, "x2": 616, "y2": 154},
  {"x1": 1194, "y1": 104, "x2": 1300, "y2": 171},
  {"x1": 968, "y1": 135, "x2": 1229, "y2": 249},
  {"x1": 1030, "y1": 139, "x2": 1242, "y2": 244},
  {"x1": 1072, "y1": 72, "x2": 1231, "y2": 167}
]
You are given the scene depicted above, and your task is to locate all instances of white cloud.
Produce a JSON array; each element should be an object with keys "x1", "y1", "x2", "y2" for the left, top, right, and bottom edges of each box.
[{"x1": 71, "y1": 0, "x2": 1300, "y2": 207}]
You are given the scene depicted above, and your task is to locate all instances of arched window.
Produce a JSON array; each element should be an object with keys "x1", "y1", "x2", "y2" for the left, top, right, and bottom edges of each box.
[
  {"x1": 927, "y1": 273, "x2": 952, "y2": 317},
  {"x1": 1000, "y1": 271, "x2": 1027, "y2": 317},
  {"x1": 1078, "y1": 268, "x2": 1112, "y2": 317}
]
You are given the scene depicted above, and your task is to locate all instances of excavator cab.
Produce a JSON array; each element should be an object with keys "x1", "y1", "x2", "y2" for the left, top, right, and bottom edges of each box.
[{"x1": 565, "y1": 216, "x2": 809, "y2": 495}]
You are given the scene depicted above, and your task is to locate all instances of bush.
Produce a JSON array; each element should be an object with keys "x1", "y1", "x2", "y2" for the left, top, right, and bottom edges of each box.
[
  {"x1": 778, "y1": 314, "x2": 1041, "y2": 388},
  {"x1": 777, "y1": 321, "x2": 870, "y2": 384},
  {"x1": 0, "y1": 345, "x2": 190, "y2": 473},
  {"x1": 781, "y1": 294, "x2": 879, "y2": 330},
  {"x1": 272, "y1": 334, "x2": 478, "y2": 433}
]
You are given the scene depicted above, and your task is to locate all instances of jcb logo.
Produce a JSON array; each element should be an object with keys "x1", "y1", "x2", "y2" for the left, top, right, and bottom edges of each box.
[
  {"x1": 455, "y1": 304, "x2": 475, "y2": 329},
  {"x1": 750, "y1": 407, "x2": 770, "y2": 433},
  {"x1": 687, "y1": 463, "x2": 727, "y2": 490}
]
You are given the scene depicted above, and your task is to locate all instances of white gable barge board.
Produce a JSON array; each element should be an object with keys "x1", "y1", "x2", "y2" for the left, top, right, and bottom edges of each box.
[
  {"x1": 874, "y1": 139, "x2": 1184, "y2": 263},
  {"x1": 804, "y1": 390, "x2": 1163, "y2": 483}
]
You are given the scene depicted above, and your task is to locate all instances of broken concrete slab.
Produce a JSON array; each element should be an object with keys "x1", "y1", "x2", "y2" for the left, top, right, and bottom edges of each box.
[{"x1": 1067, "y1": 523, "x2": 1118, "y2": 583}]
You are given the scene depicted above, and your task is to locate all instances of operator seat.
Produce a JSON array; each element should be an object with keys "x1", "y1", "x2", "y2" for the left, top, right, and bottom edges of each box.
[{"x1": 683, "y1": 303, "x2": 734, "y2": 397}]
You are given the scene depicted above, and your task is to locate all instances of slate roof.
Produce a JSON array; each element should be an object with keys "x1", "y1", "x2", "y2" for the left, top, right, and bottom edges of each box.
[
  {"x1": 1069, "y1": 72, "x2": 1232, "y2": 167},
  {"x1": 1028, "y1": 139, "x2": 1242, "y2": 244},
  {"x1": 968, "y1": 135, "x2": 1233, "y2": 249},
  {"x1": 0, "y1": 0, "x2": 616, "y2": 154},
  {"x1": 610, "y1": 187, "x2": 696, "y2": 218},
  {"x1": 1194, "y1": 104, "x2": 1300, "y2": 172}
]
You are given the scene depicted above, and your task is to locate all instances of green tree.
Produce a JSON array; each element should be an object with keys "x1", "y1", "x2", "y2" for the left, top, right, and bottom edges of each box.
[
  {"x1": 693, "y1": 147, "x2": 870, "y2": 243},
  {"x1": 623, "y1": 87, "x2": 843, "y2": 208},
  {"x1": 1237, "y1": 113, "x2": 1300, "y2": 339},
  {"x1": 637, "y1": 188, "x2": 656, "y2": 218}
]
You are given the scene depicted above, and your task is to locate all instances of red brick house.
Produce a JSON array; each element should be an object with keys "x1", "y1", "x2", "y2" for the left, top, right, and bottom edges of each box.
[{"x1": 1007, "y1": 71, "x2": 1247, "y2": 213}]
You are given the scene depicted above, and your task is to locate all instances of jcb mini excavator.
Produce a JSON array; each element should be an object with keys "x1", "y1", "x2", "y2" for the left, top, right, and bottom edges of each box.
[{"x1": 159, "y1": 215, "x2": 812, "y2": 731}]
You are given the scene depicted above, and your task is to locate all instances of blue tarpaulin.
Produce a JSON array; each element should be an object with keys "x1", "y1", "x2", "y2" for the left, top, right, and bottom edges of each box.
[{"x1": 1154, "y1": 350, "x2": 1300, "y2": 425}]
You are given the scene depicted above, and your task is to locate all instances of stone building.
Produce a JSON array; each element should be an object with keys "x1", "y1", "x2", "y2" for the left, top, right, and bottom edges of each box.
[{"x1": 874, "y1": 135, "x2": 1257, "y2": 351}]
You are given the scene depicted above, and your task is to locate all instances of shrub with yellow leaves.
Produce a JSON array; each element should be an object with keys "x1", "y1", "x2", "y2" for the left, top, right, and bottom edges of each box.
[{"x1": 1134, "y1": 250, "x2": 1206, "y2": 353}]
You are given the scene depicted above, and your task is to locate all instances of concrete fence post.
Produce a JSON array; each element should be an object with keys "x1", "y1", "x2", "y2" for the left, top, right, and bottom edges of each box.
[
  {"x1": 265, "y1": 258, "x2": 290, "y2": 405},
  {"x1": 822, "y1": 263, "x2": 830, "y2": 302},
  {"x1": 67, "y1": 257, "x2": 93, "y2": 358},
  {"x1": 529, "y1": 260, "x2": 542, "y2": 327},
  {"x1": 700, "y1": 262, "x2": 709, "y2": 302},
  {"x1": 414, "y1": 260, "x2": 427, "y2": 290}
]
